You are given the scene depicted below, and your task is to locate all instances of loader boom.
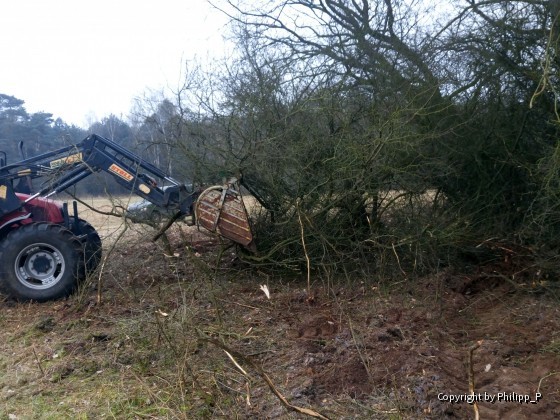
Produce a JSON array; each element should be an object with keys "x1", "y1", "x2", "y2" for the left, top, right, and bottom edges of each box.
[{"x1": 0, "y1": 134, "x2": 195, "y2": 220}]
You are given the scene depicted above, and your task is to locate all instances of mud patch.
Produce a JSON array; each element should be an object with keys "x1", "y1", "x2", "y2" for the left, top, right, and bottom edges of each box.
[{"x1": 247, "y1": 272, "x2": 560, "y2": 418}]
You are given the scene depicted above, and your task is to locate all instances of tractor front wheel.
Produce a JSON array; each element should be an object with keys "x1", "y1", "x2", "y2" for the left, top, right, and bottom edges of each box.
[{"x1": 0, "y1": 223, "x2": 85, "y2": 301}]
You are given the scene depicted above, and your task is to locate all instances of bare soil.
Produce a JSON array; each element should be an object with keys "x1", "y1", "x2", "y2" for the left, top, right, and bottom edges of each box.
[{"x1": 1, "y1": 212, "x2": 559, "y2": 418}]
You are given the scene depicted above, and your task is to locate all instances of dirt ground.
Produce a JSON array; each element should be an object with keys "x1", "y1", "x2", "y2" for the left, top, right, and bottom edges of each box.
[{"x1": 1, "y1": 208, "x2": 559, "y2": 418}]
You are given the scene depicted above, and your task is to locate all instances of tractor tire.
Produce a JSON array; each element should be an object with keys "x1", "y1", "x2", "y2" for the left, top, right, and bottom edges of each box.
[
  {"x1": 69, "y1": 217, "x2": 102, "y2": 273},
  {"x1": 150, "y1": 210, "x2": 163, "y2": 224},
  {"x1": 0, "y1": 223, "x2": 85, "y2": 301}
]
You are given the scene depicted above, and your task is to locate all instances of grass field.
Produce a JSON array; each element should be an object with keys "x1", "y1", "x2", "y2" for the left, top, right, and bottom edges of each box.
[{"x1": 70, "y1": 194, "x2": 142, "y2": 239}]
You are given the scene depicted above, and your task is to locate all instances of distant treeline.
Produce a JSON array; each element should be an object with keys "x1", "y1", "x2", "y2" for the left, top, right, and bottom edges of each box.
[{"x1": 0, "y1": 93, "x2": 188, "y2": 197}]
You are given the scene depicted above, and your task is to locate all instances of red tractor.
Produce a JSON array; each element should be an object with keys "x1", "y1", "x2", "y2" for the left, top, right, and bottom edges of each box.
[{"x1": 0, "y1": 134, "x2": 254, "y2": 301}]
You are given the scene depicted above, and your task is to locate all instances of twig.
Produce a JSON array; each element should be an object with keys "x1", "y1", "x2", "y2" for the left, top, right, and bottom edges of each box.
[
  {"x1": 347, "y1": 317, "x2": 372, "y2": 379},
  {"x1": 199, "y1": 334, "x2": 331, "y2": 420},
  {"x1": 32, "y1": 346, "x2": 45, "y2": 377},
  {"x1": 216, "y1": 298, "x2": 260, "y2": 311},
  {"x1": 537, "y1": 371, "x2": 559, "y2": 394},
  {"x1": 96, "y1": 220, "x2": 129, "y2": 304},
  {"x1": 391, "y1": 242, "x2": 407, "y2": 277},
  {"x1": 224, "y1": 350, "x2": 248, "y2": 375},
  {"x1": 65, "y1": 192, "x2": 126, "y2": 217},
  {"x1": 296, "y1": 200, "x2": 312, "y2": 299},
  {"x1": 152, "y1": 211, "x2": 182, "y2": 242},
  {"x1": 468, "y1": 340, "x2": 483, "y2": 420}
]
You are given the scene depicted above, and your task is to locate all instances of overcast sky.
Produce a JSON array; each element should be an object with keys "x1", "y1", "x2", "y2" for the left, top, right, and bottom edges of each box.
[{"x1": 1, "y1": 0, "x2": 229, "y2": 127}]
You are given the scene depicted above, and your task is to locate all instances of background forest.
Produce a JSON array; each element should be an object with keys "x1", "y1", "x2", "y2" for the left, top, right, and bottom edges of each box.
[{"x1": 3, "y1": 0, "x2": 560, "y2": 279}]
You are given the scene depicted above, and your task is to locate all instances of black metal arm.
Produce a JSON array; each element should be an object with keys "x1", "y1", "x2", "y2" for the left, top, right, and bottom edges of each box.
[{"x1": 0, "y1": 134, "x2": 197, "y2": 218}]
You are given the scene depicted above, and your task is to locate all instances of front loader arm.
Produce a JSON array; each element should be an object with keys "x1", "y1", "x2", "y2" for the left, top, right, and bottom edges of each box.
[{"x1": 0, "y1": 134, "x2": 196, "y2": 217}]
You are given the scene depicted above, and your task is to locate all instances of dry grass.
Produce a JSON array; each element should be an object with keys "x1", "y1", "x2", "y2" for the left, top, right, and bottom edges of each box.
[{"x1": 69, "y1": 194, "x2": 141, "y2": 239}]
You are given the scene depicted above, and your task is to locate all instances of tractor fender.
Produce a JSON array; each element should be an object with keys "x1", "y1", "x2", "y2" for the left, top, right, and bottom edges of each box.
[{"x1": 0, "y1": 212, "x2": 31, "y2": 237}]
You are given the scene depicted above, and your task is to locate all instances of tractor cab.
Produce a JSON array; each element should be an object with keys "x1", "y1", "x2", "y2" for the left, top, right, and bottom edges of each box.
[{"x1": 0, "y1": 143, "x2": 34, "y2": 217}]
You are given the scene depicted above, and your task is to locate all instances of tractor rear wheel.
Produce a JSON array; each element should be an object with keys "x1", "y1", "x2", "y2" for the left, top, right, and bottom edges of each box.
[{"x1": 0, "y1": 223, "x2": 85, "y2": 301}]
